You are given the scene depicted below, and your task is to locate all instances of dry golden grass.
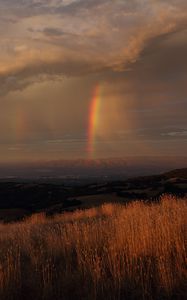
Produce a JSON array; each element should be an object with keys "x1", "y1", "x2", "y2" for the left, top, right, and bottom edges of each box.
[{"x1": 0, "y1": 195, "x2": 186, "y2": 300}]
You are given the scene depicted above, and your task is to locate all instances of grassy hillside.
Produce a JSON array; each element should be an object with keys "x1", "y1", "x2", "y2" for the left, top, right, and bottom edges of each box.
[{"x1": 0, "y1": 195, "x2": 186, "y2": 300}]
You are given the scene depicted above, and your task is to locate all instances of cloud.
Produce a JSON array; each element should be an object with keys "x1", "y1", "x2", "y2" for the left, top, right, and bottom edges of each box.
[
  {"x1": 0, "y1": 0, "x2": 187, "y2": 94},
  {"x1": 162, "y1": 131, "x2": 187, "y2": 137},
  {"x1": 42, "y1": 27, "x2": 66, "y2": 37}
]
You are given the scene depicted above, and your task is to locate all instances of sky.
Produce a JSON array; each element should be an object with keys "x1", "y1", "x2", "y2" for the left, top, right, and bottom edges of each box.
[{"x1": 0, "y1": 0, "x2": 187, "y2": 162}]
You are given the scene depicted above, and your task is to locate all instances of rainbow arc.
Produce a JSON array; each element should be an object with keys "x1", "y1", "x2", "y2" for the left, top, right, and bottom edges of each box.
[{"x1": 87, "y1": 85, "x2": 102, "y2": 158}]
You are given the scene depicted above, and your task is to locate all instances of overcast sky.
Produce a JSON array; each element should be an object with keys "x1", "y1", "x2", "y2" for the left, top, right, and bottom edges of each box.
[{"x1": 0, "y1": 0, "x2": 187, "y2": 162}]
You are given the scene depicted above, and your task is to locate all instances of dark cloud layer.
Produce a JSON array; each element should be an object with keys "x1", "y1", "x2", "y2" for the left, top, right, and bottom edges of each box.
[{"x1": 0, "y1": 0, "x2": 187, "y2": 94}]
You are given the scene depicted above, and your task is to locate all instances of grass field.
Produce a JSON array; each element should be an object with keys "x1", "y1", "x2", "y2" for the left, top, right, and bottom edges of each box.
[{"x1": 0, "y1": 195, "x2": 186, "y2": 300}]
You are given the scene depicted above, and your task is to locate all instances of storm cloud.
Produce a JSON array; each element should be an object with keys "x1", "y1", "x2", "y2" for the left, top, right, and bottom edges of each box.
[
  {"x1": 0, "y1": 0, "x2": 186, "y2": 161},
  {"x1": 0, "y1": 0, "x2": 187, "y2": 94}
]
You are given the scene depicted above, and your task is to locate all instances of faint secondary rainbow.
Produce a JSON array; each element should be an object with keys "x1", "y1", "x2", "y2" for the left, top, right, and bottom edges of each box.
[
  {"x1": 87, "y1": 84, "x2": 102, "y2": 157},
  {"x1": 13, "y1": 108, "x2": 29, "y2": 142}
]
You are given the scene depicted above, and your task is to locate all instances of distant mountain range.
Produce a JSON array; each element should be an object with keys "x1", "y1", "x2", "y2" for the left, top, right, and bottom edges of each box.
[{"x1": 0, "y1": 156, "x2": 186, "y2": 181}]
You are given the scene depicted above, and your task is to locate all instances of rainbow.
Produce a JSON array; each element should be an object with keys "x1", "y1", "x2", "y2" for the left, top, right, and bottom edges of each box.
[{"x1": 87, "y1": 84, "x2": 102, "y2": 157}]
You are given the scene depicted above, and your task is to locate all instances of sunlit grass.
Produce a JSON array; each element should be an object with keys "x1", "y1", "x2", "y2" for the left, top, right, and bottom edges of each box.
[{"x1": 0, "y1": 195, "x2": 186, "y2": 299}]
